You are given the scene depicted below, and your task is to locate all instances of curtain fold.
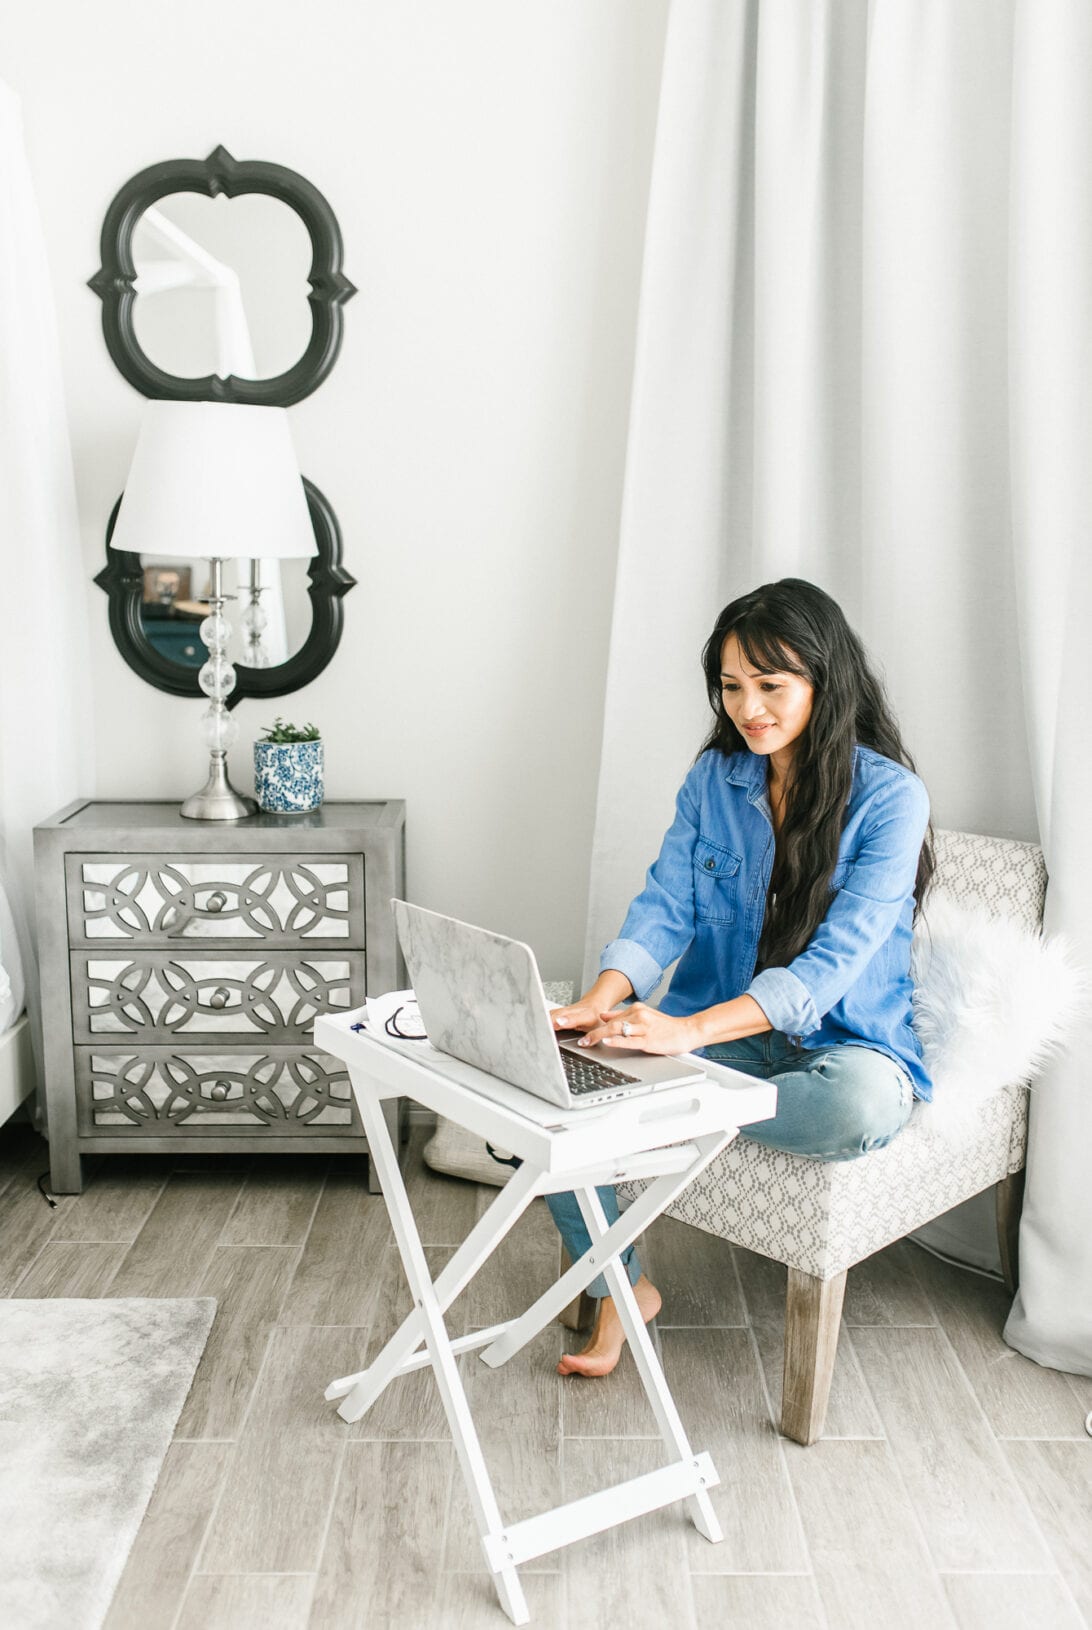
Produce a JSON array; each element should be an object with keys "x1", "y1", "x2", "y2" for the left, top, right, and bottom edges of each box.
[
  {"x1": 1003, "y1": 0, "x2": 1092, "y2": 1372},
  {"x1": 582, "y1": 1, "x2": 758, "y2": 996},
  {"x1": 0, "y1": 82, "x2": 94, "y2": 1095},
  {"x1": 584, "y1": 0, "x2": 1089, "y2": 1367}
]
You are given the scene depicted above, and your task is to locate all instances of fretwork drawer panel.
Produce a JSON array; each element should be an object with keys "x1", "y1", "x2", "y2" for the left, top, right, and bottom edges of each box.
[
  {"x1": 70, "y1": 949, "x2": 365, "y2": 1044},
  {"x1": 75, "y1": 1047, "x2": 361, "y2": 1137},
  {"x1": 65, "y1": 853, "x2": 365, "y2": 946},
  {"x1": 36, "y1": 800, "x2": 406, "y2": 1194}
]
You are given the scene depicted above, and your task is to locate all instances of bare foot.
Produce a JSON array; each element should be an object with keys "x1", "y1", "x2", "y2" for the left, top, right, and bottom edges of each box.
[{"x1": 557, "y1": 1275, "x2": 662, "y2": 1377}]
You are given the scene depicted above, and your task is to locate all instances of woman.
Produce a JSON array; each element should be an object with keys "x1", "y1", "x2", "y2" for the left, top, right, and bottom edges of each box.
[{"x1": 547, "y1": 578, "x2": 933, "y2": 1377}]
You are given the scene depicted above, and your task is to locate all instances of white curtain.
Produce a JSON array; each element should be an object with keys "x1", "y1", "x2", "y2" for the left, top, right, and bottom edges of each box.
[
  {"x1": 0, "y1": 84, "x2": 94, "y2": 1085},
  {"x1": 584, "y1": 0, "x2": 1092, "y2": 1371},
  {"x1": 1004, "y1": 4, "x2": 1092, "y2": 1372}
]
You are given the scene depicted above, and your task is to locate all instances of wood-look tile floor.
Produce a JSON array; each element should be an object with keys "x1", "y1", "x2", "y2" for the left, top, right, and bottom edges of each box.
[{"x1": 3, "y1": 1119, "x2": 1090, "y2": 1630}]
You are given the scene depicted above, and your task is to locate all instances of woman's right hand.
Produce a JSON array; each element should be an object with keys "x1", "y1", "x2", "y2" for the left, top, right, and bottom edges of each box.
[{"x1": 551, "y1": 971, "x2": 634, "y2": 1033}]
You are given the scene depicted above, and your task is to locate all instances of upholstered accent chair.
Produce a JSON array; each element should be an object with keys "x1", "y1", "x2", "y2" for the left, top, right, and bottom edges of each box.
[{"x1": 608, "y1": 828, "x2": 1047, "y2": 1447}]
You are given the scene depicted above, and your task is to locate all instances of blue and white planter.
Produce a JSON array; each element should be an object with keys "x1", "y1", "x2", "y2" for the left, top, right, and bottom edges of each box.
[{"x1": 253, "y1": 739, "x2": 325, "y2": 814}]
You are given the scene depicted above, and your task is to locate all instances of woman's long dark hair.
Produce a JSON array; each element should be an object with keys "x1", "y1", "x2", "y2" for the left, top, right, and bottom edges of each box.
[{"x1": 699, "y1": 578, "x2": 934, "y2": 967}]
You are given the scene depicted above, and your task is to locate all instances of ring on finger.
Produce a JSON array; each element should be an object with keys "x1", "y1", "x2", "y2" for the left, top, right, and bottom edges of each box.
[{"x1": 621, "y1": 1019, "x2": 633, "y2": 1037}]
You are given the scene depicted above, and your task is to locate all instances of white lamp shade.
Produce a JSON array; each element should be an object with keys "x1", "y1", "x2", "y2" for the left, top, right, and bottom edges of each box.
[{"x1": 109, "y1": 400, "x2": 317, "y2": 561}]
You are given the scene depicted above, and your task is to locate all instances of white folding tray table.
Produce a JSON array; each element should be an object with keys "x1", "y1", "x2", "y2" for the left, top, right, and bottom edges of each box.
[{"x1": 315, "y1": 1008, "x2": 776, "y2": 1625}]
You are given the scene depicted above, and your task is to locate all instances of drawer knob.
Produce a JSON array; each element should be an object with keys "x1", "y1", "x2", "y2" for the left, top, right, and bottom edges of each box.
[
  {"x1": 210, "y1": 1080, "x2": 231, "y2": 1101},
  {"x1": 208, "y1": 987, "x2": 231, "y2": 1010},
  {"x1": 206, "y1": 892, "x2": 227, "y2": 913}
]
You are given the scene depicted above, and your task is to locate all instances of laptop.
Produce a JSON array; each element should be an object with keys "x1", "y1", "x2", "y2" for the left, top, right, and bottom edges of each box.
[{"x1": 391, "y1": 899, "x2": 707, "y2": 1110}]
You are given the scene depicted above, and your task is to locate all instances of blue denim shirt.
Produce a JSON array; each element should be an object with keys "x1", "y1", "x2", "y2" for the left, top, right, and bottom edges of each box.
[{"x1": 600, "y1": 745, "x2": 933, "y2": 1099}]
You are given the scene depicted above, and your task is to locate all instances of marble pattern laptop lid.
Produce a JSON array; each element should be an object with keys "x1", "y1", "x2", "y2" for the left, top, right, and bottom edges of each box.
[{"x1": 392, "y1": 899, "x2": 567, "y2": 1096}]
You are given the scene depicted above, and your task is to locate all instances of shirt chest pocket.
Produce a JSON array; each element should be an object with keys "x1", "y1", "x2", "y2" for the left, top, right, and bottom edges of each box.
[{"x1": 693, "y1": 837, "x2": 743, "y2": 925}]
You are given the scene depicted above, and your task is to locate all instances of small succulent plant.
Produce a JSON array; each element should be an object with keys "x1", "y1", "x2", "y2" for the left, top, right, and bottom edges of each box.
[{"x1": 258, "y1": 717, "x2": 321, "y2": 744}]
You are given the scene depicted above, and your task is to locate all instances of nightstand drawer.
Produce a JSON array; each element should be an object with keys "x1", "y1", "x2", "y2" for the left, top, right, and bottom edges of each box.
[
  {"x1": 70, "y1": 950, "x2": 364, "y2": 1044},
  {"x1": 74, "y1": 1046, "x2": 361, "y2": 1136},
  {"x1": 66, "y1": 853, "x2": 365, "y2": 945}
]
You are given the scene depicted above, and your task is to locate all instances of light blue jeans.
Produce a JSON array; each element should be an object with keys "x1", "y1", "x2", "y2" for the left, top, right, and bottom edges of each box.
[{"x1": 544, "y1": 1033, "x2": 915, "y2": 1299}]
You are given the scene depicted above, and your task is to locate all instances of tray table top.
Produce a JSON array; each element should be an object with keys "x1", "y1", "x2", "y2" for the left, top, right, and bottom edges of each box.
[{"x1": 314, "y1": 1009, "x2": 777, "y2": 1174}]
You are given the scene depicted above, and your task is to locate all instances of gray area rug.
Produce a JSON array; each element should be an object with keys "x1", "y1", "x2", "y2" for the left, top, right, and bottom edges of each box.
[{"x1": 0, "y1": 1298, "x2": 216, "y2": 1630}]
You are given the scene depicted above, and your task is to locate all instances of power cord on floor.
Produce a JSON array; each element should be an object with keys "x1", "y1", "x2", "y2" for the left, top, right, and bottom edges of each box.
[{"x1": 36, "y1": 1172, "x2": 57, "y2": 1209}]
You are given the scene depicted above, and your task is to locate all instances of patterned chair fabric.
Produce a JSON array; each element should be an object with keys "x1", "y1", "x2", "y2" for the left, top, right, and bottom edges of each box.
[{"x1": 619, "y1": 828, "x2": 1047, "y2": 1281}]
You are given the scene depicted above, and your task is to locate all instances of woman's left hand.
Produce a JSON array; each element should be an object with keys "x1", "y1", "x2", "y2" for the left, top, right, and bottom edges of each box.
[{"x1": 579, "y1": 1003, "x2": 703, "y2": 1057}]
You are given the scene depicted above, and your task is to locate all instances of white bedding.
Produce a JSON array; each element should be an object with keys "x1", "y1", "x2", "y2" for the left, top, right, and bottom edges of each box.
[
  {"x1": 0, "y1": 874, "x2": 25, "y2": 1034},
  {"x1": 0, "y1": 1013, "x2": 33, "y2": 1123}
]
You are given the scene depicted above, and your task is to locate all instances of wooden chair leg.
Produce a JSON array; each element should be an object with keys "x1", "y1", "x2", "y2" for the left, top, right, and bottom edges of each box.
[
  {"x1": 996, "y1": 1169, "x2": 1026, "y2": 1296},
  {"x1": 780, "y1": 1266, "x2": 847, "y2": 1446},
  {"x1": 557, "y1": 1247, "x2": 598, "y2": 1332}
]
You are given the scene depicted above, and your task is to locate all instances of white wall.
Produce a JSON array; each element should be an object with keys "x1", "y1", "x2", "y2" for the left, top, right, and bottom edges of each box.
[{"x1": 3, "y1": 0, "x2": 670, "y2": 983}]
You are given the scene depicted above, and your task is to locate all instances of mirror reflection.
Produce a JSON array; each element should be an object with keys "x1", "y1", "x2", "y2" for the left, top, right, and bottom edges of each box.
[
  {"x1": 131, "y1": 192, "x2": 313, "y2": 382},
  {"x1": 138, "y1": 554, "x2": 313, "y2": 670}
]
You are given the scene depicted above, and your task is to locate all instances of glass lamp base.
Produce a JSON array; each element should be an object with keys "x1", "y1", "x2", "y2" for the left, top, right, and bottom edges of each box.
[{"x1": 180, "y1": 750, "x2": 257, "y2": 821}]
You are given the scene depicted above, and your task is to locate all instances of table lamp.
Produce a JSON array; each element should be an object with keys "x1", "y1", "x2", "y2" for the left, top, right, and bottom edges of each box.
[{"x1": 109, "y1": 400, "x2": 317, "y2": 819}]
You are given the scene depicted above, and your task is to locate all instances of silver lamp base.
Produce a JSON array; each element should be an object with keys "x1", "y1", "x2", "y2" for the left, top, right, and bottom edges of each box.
[{"x1": 180, "y1": 750, "x2": 257, "y2": 821}]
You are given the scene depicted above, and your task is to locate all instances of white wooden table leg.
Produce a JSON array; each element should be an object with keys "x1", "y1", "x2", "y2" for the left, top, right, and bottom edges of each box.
[
  {"x1": 481, "y1": 1130, "x2": 733, "y2": 1370},
  {"x1": 327, "y1": 1157, "x2": 543, "y2": 1420},
  {"x1": 355, "y1": 1090, "x2": 530, "y2": 1625},
  {"x1": 576, "y1": 1186, "x2": 723, "y2": 1545}
]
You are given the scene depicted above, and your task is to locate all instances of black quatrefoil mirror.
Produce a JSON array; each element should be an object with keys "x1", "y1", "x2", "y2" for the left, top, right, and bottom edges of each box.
[
  {"x1": 91, "y1": 147, "x2": 357, "y2": 703},
  {"x1": 94, "y1": 478, "x2": 355, "y2": 707},
  {"x1": 89, "y1": 145, "x2": 356, "y2": 406}
]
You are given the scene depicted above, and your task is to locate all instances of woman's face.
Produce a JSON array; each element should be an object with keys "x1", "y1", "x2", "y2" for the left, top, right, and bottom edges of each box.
[{"x1": 719, "y1": 633, "x2": 814, "y2": 764}]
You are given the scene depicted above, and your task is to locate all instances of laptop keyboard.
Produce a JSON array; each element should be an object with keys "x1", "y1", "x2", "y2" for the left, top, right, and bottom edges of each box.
[{"x1": 560, "y1": 1048, "x2": 642, "y2": 1095}]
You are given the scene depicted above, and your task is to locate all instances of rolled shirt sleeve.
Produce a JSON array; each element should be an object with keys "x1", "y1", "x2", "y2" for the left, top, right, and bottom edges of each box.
[
  {"x1": 746, "y1": 770, "x2": 930, "y2": 1036},
  {"x1": 598, "y1": 936, "x2": 666, "y2": 1002},
  {"x1": 598, "y1": 767, "x2": 702, "y2": 999}
]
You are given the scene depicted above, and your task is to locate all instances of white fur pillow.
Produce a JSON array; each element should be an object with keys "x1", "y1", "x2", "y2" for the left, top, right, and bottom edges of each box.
[
  {"x1": 421, "y1": 1113, "x2": 514, "y2": 1186},
  {"x1": 911, "y1": 893, "x2": 1088, "y2": 1129}
]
